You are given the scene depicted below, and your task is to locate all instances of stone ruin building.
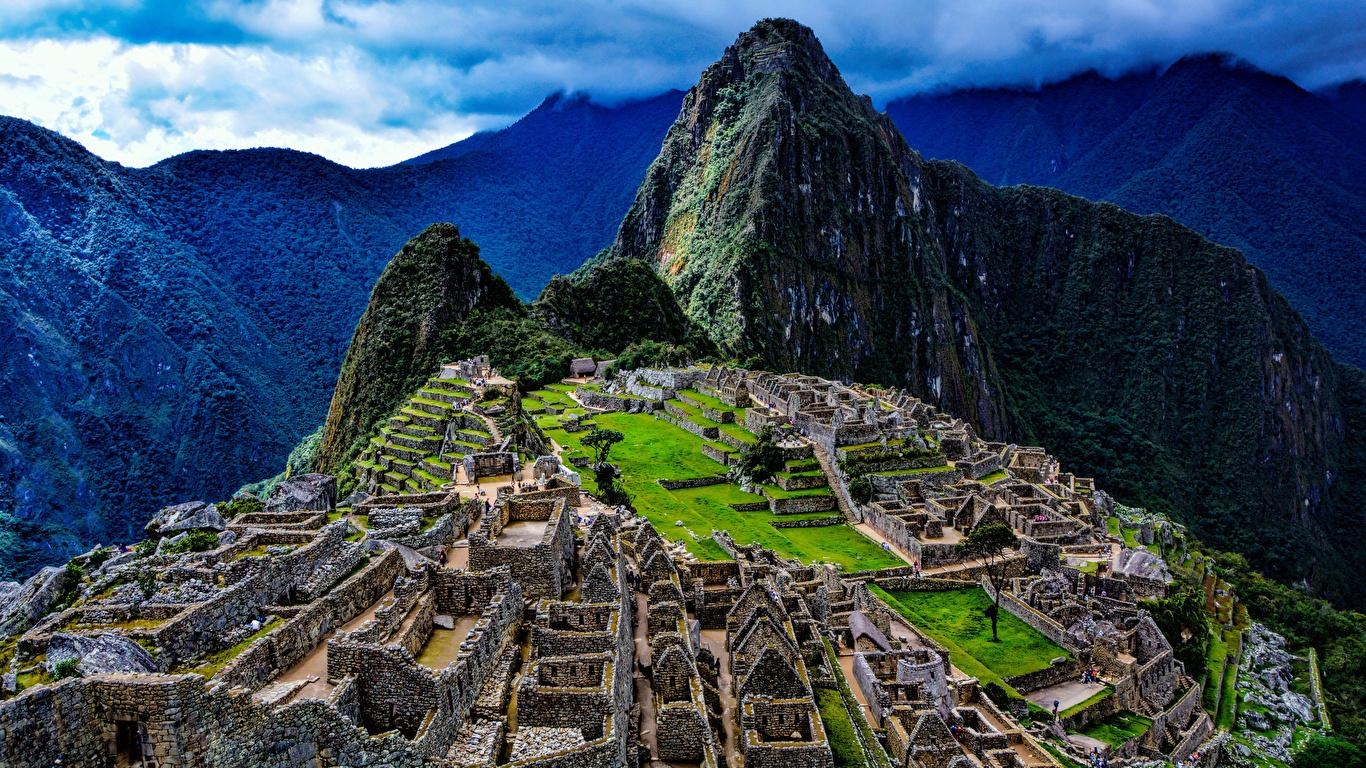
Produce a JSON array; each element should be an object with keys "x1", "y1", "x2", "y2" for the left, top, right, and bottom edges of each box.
[{"x1": 0, "y1": 360, "x2": 1220, "y2": 767}]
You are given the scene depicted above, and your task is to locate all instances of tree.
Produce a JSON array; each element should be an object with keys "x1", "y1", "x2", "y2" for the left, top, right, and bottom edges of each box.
[
  {"x1": 958, "y1": 523, "x2": 1020, "y2": 642},
  {"x1": 1295, "y1": 736, "x2": 1365, "y2": 768},
  {"x1": 1141, "y1": 582, "x2": 1211, "y2": 679},
  {"x1": 737, "y1": 427, "x2": 785, "y2": 485},
  {"x1": 582, "y1": 428, "x2": 624, "y2": 467}
]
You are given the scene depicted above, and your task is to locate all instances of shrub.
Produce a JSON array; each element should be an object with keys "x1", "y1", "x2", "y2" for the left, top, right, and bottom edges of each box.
[
  {"x1": 219, "y1": 495, "x2": 264, "y2": 519},
  {"x1": 736, "y1": 427, "x2": 784, "y2": 484},
  {"x1": 52, "y1": 658, "x2": 82, "y2": 680},
  {"x1": 134, "y1": 568, "x2": 157, "y2": 598},
  {"x1": 160, "y1": 529, "x2": 221, "y2": 555},
  {"x1": 133, "y1": 540, "x2": 157, "y2": 559},
  {"x1": 848, "y1": 475, "x2": 873, "y2": 504},
  {"x1": 85, "y1": 547, "x2": 114, "y2": 570}
]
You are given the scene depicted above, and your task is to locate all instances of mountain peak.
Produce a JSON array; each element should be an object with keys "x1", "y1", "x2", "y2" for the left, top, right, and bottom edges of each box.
[{"x1": 706, "y1": 18, "x2": 846, "y2": 94}]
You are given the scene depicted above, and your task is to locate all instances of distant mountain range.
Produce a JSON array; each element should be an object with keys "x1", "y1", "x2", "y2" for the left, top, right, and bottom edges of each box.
[
  {"x1": 0, "y1": 91, "x2": 680, "y2": 578},
  {"x1": 886, "y1": 55, "x2": 1366, "y2": 370},
  {"x1": 2, "y1": 44, "x2": 1363, "y2": 590}
]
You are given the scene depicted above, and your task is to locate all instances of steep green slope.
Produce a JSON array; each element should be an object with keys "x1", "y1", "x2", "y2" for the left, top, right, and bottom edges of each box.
[
  {"x1": 886, "y1": 57, "x2": 1366, "y2": 369},
  {"x1": 317, "y1": 227, "x2": 708, "y2": 477},
  {"x1": 609, "y1": 20, "x2": 1010, "y2": 436},
  {"x1": 532, "y1": 257, "x2": 703, "y2": 354},
  {"x1": 316, "y1": 224, "x2": 523, "y2": 473},
  {"x1": 608, "y1": 18, "x2": 1366, "y2": 604}
]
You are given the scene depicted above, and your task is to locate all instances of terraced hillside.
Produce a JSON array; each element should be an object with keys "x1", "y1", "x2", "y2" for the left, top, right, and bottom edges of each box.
[{"x1": 353, "y1": 377, "x2": 503, "y2": 495}]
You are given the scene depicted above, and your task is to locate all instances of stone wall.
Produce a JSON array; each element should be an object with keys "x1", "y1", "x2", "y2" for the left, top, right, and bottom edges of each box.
[
  {"x1": 769, "y1": 494, "x2": 836, "y2": 515},
  {"x1": 217, "y1": 549, "x2": 404, "y2": 690},
  {"x1": 984, "y1": 583, "x2": 1084, "y2": 656},
  {"x1": 770, "y1": 516, "x2": 843, "y2": 529},
  {"x1": 469, "y1": 498, "x2": 574, "y2": 599},
  {"x1": 658, "y1": 476, "x2": 729, "y2": 491}
]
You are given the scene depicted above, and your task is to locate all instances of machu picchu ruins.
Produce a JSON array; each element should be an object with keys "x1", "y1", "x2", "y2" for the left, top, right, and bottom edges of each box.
[{"x1": 0, "y1": 358, "x2": 1288, "y2": 768}]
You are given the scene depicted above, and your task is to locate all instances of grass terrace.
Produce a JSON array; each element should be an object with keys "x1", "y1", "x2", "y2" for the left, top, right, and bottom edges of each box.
[
  {"x1": 871, "y1": 586, "x2": 1071, "y2": 686},
  {"x1": 1077, "y1": 711, "x2": 1152, "y2": 749},
  {"x1": 182, "y1": 617, "x2": 284, "y2": 678},
  {"x1": 542, "y1": 411, "x2": 901, "y2": 570},
  {"x1": 817, "y1": 687, "x2": 869, "y2": 768},
  {"x1": 1061, "y1": 685, "x2": 1113, "y2": 718}
]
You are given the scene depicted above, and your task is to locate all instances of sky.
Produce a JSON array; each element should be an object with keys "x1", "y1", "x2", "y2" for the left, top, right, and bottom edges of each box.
[{"x1": 1, "y1": 0, "x2": 1362, "y2": 168}]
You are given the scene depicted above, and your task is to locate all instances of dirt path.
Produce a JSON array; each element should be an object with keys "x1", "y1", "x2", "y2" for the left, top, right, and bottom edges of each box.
[
  {"x1": 699, "y1": 629, "x2": 742, "y2": 768},
  {"x1": 269, "y1": 589, "x2": 395, "y2": 700}
]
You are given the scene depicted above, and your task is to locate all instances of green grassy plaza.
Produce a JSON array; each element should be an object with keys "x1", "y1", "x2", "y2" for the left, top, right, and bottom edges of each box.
[
  {"x1": 871, "y1": 586, "x2": 1071, "y2": 685},
  {"x1": 537, "y1": 406, "x2": 903, "y2": 570}
]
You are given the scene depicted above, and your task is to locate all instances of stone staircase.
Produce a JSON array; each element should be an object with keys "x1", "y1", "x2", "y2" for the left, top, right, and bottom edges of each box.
[{"x1": 811, "y1": 442, "x2": 860, "y2": 523}]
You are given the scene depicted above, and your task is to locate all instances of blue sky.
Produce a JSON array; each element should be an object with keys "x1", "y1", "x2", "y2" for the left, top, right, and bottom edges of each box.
[{"x1": 1, "y1": 0, "x2": 1362, "y2": 167}]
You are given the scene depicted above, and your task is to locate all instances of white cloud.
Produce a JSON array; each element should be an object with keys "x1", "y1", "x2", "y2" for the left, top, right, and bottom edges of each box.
[
  {"x1": 0, "y1": 37, "x2": 494, "y2": 166},
  {"x1": 0, "y1": 0, "x2": 1361, "y2": 166}
]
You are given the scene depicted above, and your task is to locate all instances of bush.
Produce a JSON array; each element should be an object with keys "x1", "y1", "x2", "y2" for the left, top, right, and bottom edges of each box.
[
  {"x1": 135, "y1": 568, "x2": 157, "y2": 598},
  {"x1": 848, "y1": 475, "x2": 873, "y2": 504},
  {"x1": 133, "y1": 539, "x2": 157, "y2": 559},
  {"x1": 737, "y1": 427, "x2": 784, "y2": 484},
  {"x1": 1295, "y1": 736, "x2": 1365, "y2": 768},
  {"x1": 219, "y1": 496, "x2": 264, "y2": 519},
  {"x1": 160, "y1": 529, "x2": 221, "y2": 555},
  {"x1": 85, "y1": 547, "x2": 114, "y2": 570},
  {"x1": 52, "y1": 658, "x2": 82, "y2": 680}
]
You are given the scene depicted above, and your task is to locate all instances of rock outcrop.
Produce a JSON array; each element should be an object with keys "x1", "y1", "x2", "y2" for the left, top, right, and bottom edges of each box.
[
  {"x1": 143, "y1": 501, "x2": 226, "y2": 540},
  {"x1": 46, "y1": 632, "x2": 159, "y2": 676},
  {"x1": 0, "y1": 566, "x2": 76, "y2": 637},
  {"x1": 265, "y1": 474, "x2": 337, "y2": 513}
]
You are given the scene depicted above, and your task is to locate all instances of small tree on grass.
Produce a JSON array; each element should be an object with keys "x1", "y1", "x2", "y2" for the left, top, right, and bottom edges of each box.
[
  {"x1": 582, "y1": 428, "x2": 624, "y2": 467},
  {"x1": 737, "y1": 427, "x2": 785, "y2": 485},
  {"x1": 958, "y1": 522, "x2": 1019, "y2": 642},
  {"x1": 582, "y1": 428, "x2": 630, "y2": 506}
]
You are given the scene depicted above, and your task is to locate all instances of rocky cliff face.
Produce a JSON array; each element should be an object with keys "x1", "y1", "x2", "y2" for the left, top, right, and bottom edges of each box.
[
  {"x1": 610, "y1": 18, "x2": 1366, "y2": 602},
  {"x1": 610, "y1": 19, "x2": 1009, "y2": 435},
  {"x1": 315, "y1": 224, "x2": 521, "y2": 473}
]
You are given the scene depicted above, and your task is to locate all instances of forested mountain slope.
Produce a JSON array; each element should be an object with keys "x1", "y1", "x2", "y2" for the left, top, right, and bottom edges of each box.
[
  {"x1": 886, "y1": 56, "x2": 1366, "y2": 369},
  {"x1": 0, "y1": 91, "x2": 680, "y2": 578}
]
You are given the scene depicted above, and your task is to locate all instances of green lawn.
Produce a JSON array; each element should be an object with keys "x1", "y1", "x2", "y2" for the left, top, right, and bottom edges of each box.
[
  {"x1": 678, "y1": 388, "x2": 736, "y2": 412},
  {"x1": 544, "y1": 412, "x2": 901, "y2": 570},
  {"x1": 1078, "y1": 711, "x2": 1152, "y2": 748},
  {"x1": 977, "y1": 469, "x2": 1008, "y2": 484},
  {"x1": 873, "y1": 586, "x2": 1071, "y2": 682},
  {"x1": 817, "y1": 687, "x2": 869, "y2": 768},
  {"x1": 718, "y1": 421, "x2": 758, "y2": 444}
]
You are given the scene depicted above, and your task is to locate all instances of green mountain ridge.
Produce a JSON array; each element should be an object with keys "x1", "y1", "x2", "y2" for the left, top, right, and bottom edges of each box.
[{"x1": 601, "y1": 18, "x2": 1366, "y2": 604}]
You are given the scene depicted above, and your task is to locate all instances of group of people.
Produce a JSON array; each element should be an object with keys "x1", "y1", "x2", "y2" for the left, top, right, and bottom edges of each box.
[
  {"x1": 1085, "y1": 747, "x2": 1111, "y2": 766},
  {"x1": 1081, "y1": 665, "x2": 1101, "y2": 684}
]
